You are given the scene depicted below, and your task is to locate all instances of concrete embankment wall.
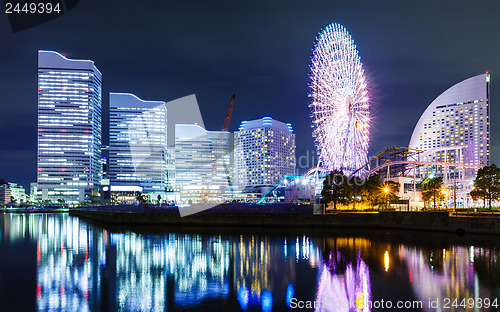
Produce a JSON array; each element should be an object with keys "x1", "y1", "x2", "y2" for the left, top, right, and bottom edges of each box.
[{"x1": 69, "y1": 209, "x2": 500, "y2": 235}]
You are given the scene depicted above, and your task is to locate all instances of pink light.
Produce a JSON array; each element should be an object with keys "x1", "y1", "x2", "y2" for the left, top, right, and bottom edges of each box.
[
  {"x1": 36, "y1": 284, "x2": 41, "y2": 301},
  {"x1": 38, "y1": 128, "x2": 43, "y2": 132},
  {"x1": 61, "y1": 168, "x2": 66, "y2": 172},
  {"x1": 61, "y1": 129, "x2": 66, "y2": 133},
  {"x1": 315, "y1": 253, "x2": 372, "y2": 311},
  {"x1": 85, "y1": 129, "x2": 90, "y2": 133},
  {"x1": 37, "y1": 168, "x2": 42, "y2": 172}
]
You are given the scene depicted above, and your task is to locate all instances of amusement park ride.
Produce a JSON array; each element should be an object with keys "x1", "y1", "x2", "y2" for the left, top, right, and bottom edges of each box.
[
  {"x1": 259, "y1": 146, "x2": 482, "y2": 204},
  {"x1": 259, "y1": 23, "x2": 481, "y2": 206},
  {"x1": 199, "y1": 23, "x2": 482, "y2": 207}
]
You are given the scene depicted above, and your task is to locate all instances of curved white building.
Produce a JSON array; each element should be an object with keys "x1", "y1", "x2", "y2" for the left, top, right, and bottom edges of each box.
[{"x1": 409, "y1": 73, "x2": 490, "y2": 180}]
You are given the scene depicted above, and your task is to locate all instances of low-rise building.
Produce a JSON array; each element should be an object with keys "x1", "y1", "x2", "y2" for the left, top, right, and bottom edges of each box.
[
  {"x1": 0, "y1": 184, "x2": 11, "y2": 204},
  {"x1": 8, "y1": 183, "x2": 27, "y2": 203}
]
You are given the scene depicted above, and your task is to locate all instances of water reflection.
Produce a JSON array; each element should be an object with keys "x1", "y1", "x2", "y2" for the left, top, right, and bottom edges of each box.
[
  {"x1": 0, "y1": 213, "x2": 499, "y2": 311},
  {"x1": 400, "y1": 245, "x2": 496, "y2": 312},
  {"x1": 315, "y1": 253, "x2": 371, "y2": 312}
]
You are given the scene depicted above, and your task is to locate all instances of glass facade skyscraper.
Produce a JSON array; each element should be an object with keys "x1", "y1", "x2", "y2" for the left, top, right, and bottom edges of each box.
[
  {"x1": 173, "y1": 124, "x2": 231, "y2": 204},
  {"x1": 234, "y1": 117, "x2": 296, "y2": 187},
  {"x1": 37, "y1": 51, "x2": 102, "y2": 203},
  {"x1": 109, "y1": 93, "x2": 167, "y2": 193}
]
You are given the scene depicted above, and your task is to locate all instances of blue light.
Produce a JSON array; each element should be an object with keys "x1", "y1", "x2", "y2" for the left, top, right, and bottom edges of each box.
[
  {"x1": 262, "y1": 117, "x2": 273, "y2": 126},
  {"x1": 262, "y1": 290, "x2": 273, "y2": 312},
  {"x1": 286, "y1": 284, "x2": 295, "y2": 307},
  {"x1": 238, "y1": 121, "x2": 248, "y2": 131},
  {"x1": 237, "y1": 286, "x2": 249, "y2": 311},
  {"x1": 110, "y1": 233, "x2": 125, "y2": 246}
]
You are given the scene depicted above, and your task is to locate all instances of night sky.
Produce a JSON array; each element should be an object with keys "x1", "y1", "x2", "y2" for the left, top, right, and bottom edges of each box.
[{"x1": 1, "y1": 0, "x2": 499, "y2": 191}]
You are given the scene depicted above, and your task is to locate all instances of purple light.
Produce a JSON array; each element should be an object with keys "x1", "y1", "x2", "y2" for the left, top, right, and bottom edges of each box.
[{"x1": 315, "y1": 254, "x2": 371, "y2": 312}]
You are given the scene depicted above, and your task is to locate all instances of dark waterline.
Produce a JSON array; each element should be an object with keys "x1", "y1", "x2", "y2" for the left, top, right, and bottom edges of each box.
[{"x1": 0, "y1": 213, "x2": 499, "y2": 311}]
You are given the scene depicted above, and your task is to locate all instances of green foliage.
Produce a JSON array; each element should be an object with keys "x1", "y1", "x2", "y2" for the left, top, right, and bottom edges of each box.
[
  {"x1": 321, "y1": 170, "x2": 350, "y2": 210},
  {"x1": 471, "y1": 164, "x2": 500, "y2": 209},
  {"x1": 321, "y1": 171, "x2": 400, "y2": 210},
  {"x1": 421, "y1": 176, "x2": 443, "y2": 209},
  {"x1": 361, "y1": 174, "x2": 385, "y2": 208},
  {"x1": 135, "y1": 191, "x2": 147, "y2": 204}
]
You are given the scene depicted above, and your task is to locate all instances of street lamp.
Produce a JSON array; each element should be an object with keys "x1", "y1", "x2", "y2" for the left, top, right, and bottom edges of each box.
[
  {"x1": 442, "y1": 189, "x2": 448, "y2": 209},
  {"x1": 384, "y1": 187, "x2": 389, "y2": 210}
]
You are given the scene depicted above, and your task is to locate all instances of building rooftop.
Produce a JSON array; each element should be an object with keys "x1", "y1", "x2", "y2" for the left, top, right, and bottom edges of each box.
[{"x1": 237, "y1": 116, "x2": 293, "y2": 133}]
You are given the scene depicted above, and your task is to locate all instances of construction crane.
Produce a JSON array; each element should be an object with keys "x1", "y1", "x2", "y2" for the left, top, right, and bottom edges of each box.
[
  {"x1": 222, "y1": 94, "x2": 235, "y2": 131},
  {"x1": 202, "y1": 95, "x2": 235, "y2": 203}
]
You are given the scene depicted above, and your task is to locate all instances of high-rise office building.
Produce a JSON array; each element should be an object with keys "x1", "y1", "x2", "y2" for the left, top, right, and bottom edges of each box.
[
  {"x1": 409, "y1": 73, "x2": 490, "y2": 180},
  {"x1": 174, "y1": 124, "x2": 231, "y2": 204},
  {"x1": 37, "y1": 51, "x2": 102, "y2": 203},
  {"x1": 234, "y1": 117, "x2": 296, "y2": 187},
  {"x1": 109, "y1": 93, "x2": 167, "y2": 193}
]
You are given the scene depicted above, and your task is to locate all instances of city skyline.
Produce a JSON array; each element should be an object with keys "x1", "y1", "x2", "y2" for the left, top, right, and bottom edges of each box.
[
  {"x1": 1, "y1": 1, "x2": 500, "y2": 190},
  {"x1": 31, "y1": 48, "x2": 298, "y2": 203}
]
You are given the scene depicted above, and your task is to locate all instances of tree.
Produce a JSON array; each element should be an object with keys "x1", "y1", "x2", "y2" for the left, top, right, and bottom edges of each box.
[
  {"x1": 321, "y1": 170, "x2": 350, "y2": 210},
  {"x1": 380, "y1": 180, "x2": 399, "y2": 210},
  {"x1": 362, "y1": 174, "x2": 383, "y2": 209},
  {"x1": 157, "y1": 194, "x2": 162, "y2": 204},
  {"x1": 422, "y1": 176, "x2": 443, "y2": 209},
  {"x1": 348, "y1": 176, "x2": 363, "y2": 210},
  {"x1": 135, "y1": 191, "x2": 147, "y2": 204},
  {"x1": 469, "y1": 187, "x2": 485, "y2": 208},
  {"x1": 110, "y1": 192, "x2": 119, "y2": 204},
  {"x1": 471, "y1": 164, "x2": 500, "y2": 210}
]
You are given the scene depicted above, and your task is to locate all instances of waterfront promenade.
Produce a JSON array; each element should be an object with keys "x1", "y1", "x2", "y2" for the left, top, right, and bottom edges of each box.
[{"x1": 69, "y1": 203, "x2": 500, "y2": 235}]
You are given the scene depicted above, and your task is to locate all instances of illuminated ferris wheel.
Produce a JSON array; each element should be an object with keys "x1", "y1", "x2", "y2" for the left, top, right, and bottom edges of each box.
[{"x1": 308, "y1": 23, "x2": 370, "y2": 176}]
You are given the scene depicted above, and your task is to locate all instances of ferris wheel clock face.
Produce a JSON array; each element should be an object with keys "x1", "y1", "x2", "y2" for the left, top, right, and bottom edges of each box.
[{"x1": 308, "y1": 23, "x2": 370, "y2": 176}]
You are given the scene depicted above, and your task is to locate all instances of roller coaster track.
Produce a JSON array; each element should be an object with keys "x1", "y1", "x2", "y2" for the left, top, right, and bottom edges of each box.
[
  {"x1": 350, "y1": 146, "x2": 423, "y2": 176},
  {"x1": 361, "y1": 160, "x2": 481, "y2": 179},
  {"x1": 262, "y1": 146, "x2": 478, "y2": 204},
  {"x1": 350, "y1": 145, "x2": 469, "y2": 177},
  {"x1": 284, "y1": 167, "x2": 330, "y2": 204}
]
